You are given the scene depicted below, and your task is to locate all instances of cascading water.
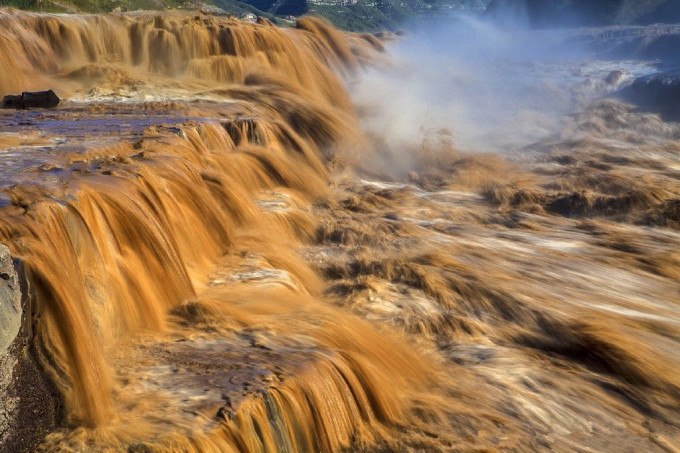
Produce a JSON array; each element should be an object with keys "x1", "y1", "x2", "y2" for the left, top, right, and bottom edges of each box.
[
  {"x1": 0, "y1": 12, "x2": 432, "y2": 450},
  {"x1": 0, "y1": 8, "x2": 679, "y2": 453}
]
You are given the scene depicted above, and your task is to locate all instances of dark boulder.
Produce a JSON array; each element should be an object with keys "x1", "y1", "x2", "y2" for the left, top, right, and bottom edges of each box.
[
  {"x1": 1, "y1": 95, "x2": 23, "y2": 109},
  {"x1": 1, "y1": 90, "x2": 60, "y2": 109}
]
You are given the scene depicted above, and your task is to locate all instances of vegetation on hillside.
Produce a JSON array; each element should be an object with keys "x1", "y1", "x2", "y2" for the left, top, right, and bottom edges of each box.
[
  {"x1": 0, "y1": 0, "x2": 489, "y2": 30},
  {"x1": 2, "y1": 0, "x2": 677, "y2": 33}
]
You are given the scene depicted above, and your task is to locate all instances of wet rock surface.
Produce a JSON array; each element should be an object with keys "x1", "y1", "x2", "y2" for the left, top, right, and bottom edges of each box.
[
  {"x1": 0, "y1": 246, "x2": 20, "y2": 359},
  {"x1": 0, "y1": 246, "x2": 59, "y2": 453}
]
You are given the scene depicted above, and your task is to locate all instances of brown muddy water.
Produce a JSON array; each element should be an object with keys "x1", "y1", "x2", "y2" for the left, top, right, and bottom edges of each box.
[{"x1": 0, "y1": 10, "x2": 679, "y2": 452}]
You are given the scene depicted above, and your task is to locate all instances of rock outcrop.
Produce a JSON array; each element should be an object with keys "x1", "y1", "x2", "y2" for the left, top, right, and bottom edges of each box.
[
  {"x1": 617, "y1": 70, "x2": 680, "y2": 120},
  {"x1": 0, "y1": 245, "x2": 60, "y2": 453}
]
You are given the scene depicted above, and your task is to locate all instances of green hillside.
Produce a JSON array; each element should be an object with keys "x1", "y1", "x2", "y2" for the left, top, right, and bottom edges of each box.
[
  {"x1": 0, "y1": 0, "x2": 282, "y2": 20},
  {"x1": 0, "y1": 0, "x2": 489, "y2": 30},
  {"x1": 281, "y1": 0, "x2": 489, "y2": 31}
]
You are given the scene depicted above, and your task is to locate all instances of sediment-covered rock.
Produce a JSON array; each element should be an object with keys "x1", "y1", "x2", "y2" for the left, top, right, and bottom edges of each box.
[{"x1": 0, "y1": 245, "x2": 59, "y2": 453}]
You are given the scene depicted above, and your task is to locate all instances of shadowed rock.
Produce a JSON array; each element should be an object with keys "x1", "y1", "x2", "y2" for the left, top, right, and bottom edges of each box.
[
  {"x1": 617, "y1": 70, "x2": 680, "y2": 120},
  {"x1": 1, "y1": 90, "x2": 60, "y2": 109}
]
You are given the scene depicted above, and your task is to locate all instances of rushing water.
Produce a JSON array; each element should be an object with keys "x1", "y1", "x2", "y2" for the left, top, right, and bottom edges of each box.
[{"x1": 0, "y1": 10, "x2": 679, "y2": 452}]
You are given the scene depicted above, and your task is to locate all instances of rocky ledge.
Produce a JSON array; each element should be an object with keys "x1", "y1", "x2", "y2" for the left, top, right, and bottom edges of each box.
[{"x1": 0, "y1": 245, "x2": 60, "y2": 453}]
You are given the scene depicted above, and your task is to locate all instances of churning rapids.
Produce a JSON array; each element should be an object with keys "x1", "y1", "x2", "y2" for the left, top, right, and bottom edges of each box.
[{"x1": 0, "y1": 9, "x2": 679, "y2": 453}]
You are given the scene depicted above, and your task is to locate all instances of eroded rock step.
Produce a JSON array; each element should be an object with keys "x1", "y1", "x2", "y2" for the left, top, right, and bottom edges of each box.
[{"x1": 0, "y1": 101, "x2": 227, "y2": 192}]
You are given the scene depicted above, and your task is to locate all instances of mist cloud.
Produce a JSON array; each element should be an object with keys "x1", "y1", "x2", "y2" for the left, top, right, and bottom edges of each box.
[{"x1": 350, "y1": 14, "x2": 654, "y2": 164}]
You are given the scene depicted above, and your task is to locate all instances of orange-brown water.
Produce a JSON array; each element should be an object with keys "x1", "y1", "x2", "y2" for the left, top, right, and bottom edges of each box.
[{"x1": 0, "y1": 10, "x2": 679, "y2": 452}]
